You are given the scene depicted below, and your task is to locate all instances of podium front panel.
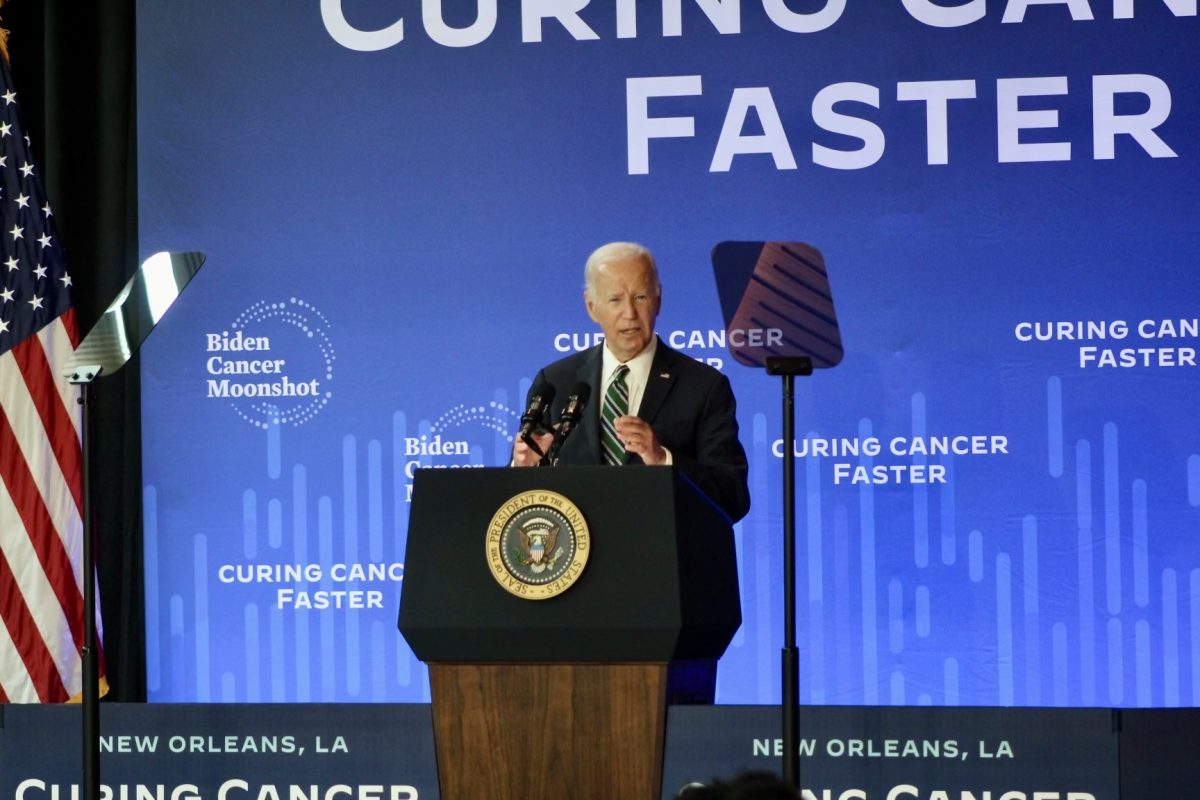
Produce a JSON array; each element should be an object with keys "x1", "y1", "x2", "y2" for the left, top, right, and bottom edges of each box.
[{"x1": 398, "y1": 466, "x2": 740, "y2": 662}]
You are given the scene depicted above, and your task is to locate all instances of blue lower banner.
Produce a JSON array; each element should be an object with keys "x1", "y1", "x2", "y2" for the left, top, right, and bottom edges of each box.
[
  {"x1": 0, "y1": 704, "x2": 1122, "y2": 800},
  {"x1": 663, "y1": 706, "x2": 1116, "y2": 800}
]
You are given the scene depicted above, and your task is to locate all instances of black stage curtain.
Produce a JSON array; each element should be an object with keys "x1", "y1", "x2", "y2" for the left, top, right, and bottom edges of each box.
[{"x1": 6, "y1": 0, "x2": 145, "y2": 700}]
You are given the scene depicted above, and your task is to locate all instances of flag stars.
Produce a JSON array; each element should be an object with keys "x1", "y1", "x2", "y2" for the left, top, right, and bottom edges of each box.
[
  {"x1": 59, "y1": 272, "x2": 72, "y2": 289},
  {"x1": 2, "y1": 90, "x2": 15, "y2": 105},
  {"x1": 28, "y1": 294, "x2": 43, "y2": 311},
  {"x1": 0, "y1": 121, "x2": 11, "y2": 137},
  {"x1": 4, "y1": 256, "x2": 17, "y2": 271},
  {"x1": 37, "y1": 233, "x2": 51, "y2": 249},
  {"x1": 0, "y1": 318, "x2": 8, "y2": 335},
  {"x1": 1, "y1": 285, "x2": 13, "y2": 303},
  {"x1": 33, "y1": 264, "x2": 47, "y2": 280},
  {"x1": 42, "y1": 203, "x2": 52, "y2": 218},
  {"x1": 15, "y1": 192, "x2": 29, "y2": 208},
  {"x1": 20, "y1": 162, "x2": 34, "y2": 178},
  {"x1": 9, "y1": 224, "x2": 22, "y2": 240}
]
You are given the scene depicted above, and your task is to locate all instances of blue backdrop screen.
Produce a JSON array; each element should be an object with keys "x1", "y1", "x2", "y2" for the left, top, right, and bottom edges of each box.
[{"x1": 136, "y1": 1, "x2": 1200, "y2": 707}]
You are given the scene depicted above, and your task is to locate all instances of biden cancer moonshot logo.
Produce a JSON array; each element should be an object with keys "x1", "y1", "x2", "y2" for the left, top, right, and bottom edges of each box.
[{"x1": 204, "y1": 298, "x2": 335, "y2": 428}]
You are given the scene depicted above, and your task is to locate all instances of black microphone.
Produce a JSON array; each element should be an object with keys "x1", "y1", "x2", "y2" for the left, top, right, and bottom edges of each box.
[
  {"x1": 546, "y1": 382, "x2": 591, "y2": 465},
  {"x1": 517, "y1": 382, "x2": 556, "y2": 454}
]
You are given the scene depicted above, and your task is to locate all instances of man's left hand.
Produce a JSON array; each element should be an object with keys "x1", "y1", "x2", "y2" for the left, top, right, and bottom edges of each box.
[{"x1": 614, "y1": 416, "x2": 667, "y2": 465}]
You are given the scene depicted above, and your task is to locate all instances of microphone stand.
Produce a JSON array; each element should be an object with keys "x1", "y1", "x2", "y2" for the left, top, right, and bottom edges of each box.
[
  {"x1": 521, "y1": 431, "x2": 550, "y2": 465},
  {"x1": 543, "y1": 423, "x2": 573, "y2": 466},
  {"x1": 543, "y1": 388, "x2": 590, "y2": 466},
  {"x1": 765, "y1": 355, "x2": 812, "y2": 791}
]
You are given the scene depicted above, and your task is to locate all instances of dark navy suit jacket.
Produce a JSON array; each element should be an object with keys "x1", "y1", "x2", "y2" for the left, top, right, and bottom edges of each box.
[{"x1": 529, "y1": 338, "x2": 750, "y2": 522}]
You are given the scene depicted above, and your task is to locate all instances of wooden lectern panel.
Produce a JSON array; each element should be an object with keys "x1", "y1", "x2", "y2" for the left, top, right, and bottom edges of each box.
[{"x1": 429, "y1": 663, "x2": 669, "y2": 800}]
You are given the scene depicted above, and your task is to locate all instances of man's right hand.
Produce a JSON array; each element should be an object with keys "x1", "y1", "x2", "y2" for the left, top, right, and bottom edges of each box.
[{"x1": 512, "y1": 430, "x2": 554, "y2": 467}]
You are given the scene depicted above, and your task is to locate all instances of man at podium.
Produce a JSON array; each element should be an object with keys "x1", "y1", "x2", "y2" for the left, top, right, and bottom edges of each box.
[{"x1": 512, "y1": 242, "x2": 750, "y2": 523}]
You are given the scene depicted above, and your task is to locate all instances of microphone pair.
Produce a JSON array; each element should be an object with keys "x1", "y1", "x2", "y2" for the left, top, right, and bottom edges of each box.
[{"x1": 518, "y1": 382, "x2": 591, "y2": 465}]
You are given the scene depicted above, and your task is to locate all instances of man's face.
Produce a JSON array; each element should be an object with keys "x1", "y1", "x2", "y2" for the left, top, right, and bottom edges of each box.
[{"x1": 585, "y1": 254, "x2": 661, "y2": 363}]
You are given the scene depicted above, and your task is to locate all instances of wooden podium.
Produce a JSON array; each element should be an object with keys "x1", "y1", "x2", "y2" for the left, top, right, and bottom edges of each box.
[{"x1": 398, "y1": 466, "x2": 741, "y2": 800}]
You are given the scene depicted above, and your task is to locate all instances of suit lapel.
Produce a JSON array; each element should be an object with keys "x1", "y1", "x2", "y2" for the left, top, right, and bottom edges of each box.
[
  {"x1": 637, "y1": 338, "x2": 677, "y2": 426},
  {"x1": 577, "y1": 346, "x2": 604, "y2": 463}
]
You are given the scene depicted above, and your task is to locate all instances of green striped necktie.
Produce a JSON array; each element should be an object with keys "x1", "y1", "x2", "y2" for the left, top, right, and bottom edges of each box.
[{"x1": 600, "y1": 365, "x2": 629, "y2": 465}]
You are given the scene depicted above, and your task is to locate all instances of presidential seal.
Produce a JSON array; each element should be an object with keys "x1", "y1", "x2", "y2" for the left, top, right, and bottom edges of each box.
[{"x1": 485, "y1": 490, "x2": 590, "y2": 600}]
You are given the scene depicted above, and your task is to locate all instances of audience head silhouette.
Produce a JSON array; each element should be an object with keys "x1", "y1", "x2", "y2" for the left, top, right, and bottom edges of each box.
[{"x1": 677, "y1": 771, "x2": 801, "y2": 800}]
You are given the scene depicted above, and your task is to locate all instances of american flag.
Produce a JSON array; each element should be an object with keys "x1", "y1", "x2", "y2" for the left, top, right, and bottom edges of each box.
[{"x1": 0, "y1": 52, "x2": 99, "y2": 701}]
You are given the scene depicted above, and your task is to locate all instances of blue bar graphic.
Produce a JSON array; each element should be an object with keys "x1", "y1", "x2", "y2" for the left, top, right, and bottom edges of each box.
[
  {"x1": 1103, "y1": 423, "x2": 1122, "y2": 616},
  {"x1": 1191, "y1": 570, "x2": 1199, "y2": 705},
  {"x1": 1076, "y1": 439, "x2": 1096, "y2": 705},
  {"x1": 193, "y1": 533, "x2": 211, "y2": 702},
  {"x1": 267, "y1": 417, "x2": 281, "y2": 480},
  {"x1": 940, "y1": 458, "x2": 956, "y2": 567},
  {"x1": 1022, "y1": 515, "x2": 1041, "y2": 705},
  {"x1": 292, "y1": 464, "x2": 311, "y2": 702},
  {"x1": 242, "y1": 489, "x2": 257, "y2": 559},
  {"x1": 1107, "y1": 618, "x2": 1124, "y2": 705},
  {"x1": 244, "y1": 604, "x2": 260, "y2": 702},
  {"x1": 1047, "y1": 377, "x2": 1063, "y2": 478},
  {"x1": 968, "y1": 530, "x2": 983, "y2": 583},
  {"x1": 1162, "y1": 570, "x2": 1179, "y2": 707},
  {"x1": 911, "y1": 393, "x2": 928, "y2": 569},
  {"x1": 996, "y1": 554, "x2": 1013, "y2": 705},
  {"x1": 858, "y1": 417, "x2": 879, "y2": 705},
  {"x1": 1135, "y1": 620, "x2": 1151, "y2": 707},
  {"x1": 318, "y1": 496, "x2": 335, "y2": 700},
  {"x1": 944, "y1": 658, "x2": 959, "y2": 706},
  {"x1": 144, "y1": 485, "x2": 161, "y2": 693},
  {"x1": 889, "y1": 579, "x2": 904, "y2": 655},
  {"x1": 915, "y1": 585, "x2": 930, "y2": 639},
  {"x1": 369, "y1": 440, "x2": 383, "y2": 562},
  {"x1": 270, "y1": 606, "x2": 285, "y2": 701},
  {"x1": 1052, "y1": 623, "x2": 1069, "y2": 706},
  {"x1": 1132, "y1": 479, "x2": 1149, "y2": 608},
  {"x1": 268, "y1": 498, "x2": 282, "y2": 550}
]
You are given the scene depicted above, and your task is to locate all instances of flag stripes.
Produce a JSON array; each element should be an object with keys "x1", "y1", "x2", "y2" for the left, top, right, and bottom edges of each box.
[
  {"x1": 11, "y1": 321, "x2": 83, "y2": 512},
  {"x1": 0, "y1": 47, "x2": 96, "y2": 704},
  {"x1": 0, "y1": 545, "x2": 69, "y2": 701},
  {"x1": 0, "y1": 315, "x2": 87, "y2": 702}
]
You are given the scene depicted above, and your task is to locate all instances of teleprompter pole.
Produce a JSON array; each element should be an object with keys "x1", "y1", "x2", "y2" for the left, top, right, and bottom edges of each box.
[
  {"x1": 61, "y1": 251, "x2": 207, "y2": 800},
  {"x1": 765, "y1": 355, "x2": 812, "y2": 790},
  {"x1": 70, "y1": 367, "x2": 102, "y2": 800}
]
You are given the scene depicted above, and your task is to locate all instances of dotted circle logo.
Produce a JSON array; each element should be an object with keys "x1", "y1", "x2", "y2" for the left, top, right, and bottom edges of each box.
[{"x1": 205, "y1": 298, "x2": 335, "y2": 429}]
